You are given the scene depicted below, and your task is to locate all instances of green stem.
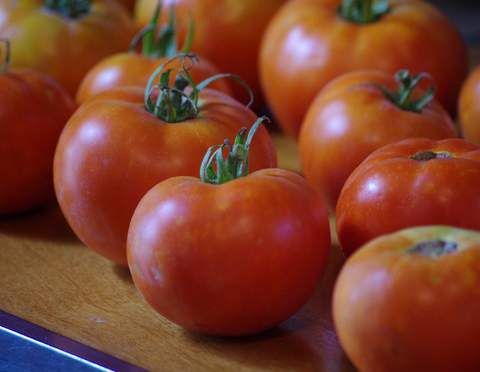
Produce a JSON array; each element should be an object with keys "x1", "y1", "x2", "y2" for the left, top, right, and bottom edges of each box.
[
  {"x1": 44, "y1": 0, "x2": 91, "y2": 18},
  {"x1": 379, "y1": 70, "x2": 436, "y2": 113},
  {"x1": 144, "y1": 53, "x2": 253, "y2": 123},
  {"x1": 200, "y1": 116, "x2": 269, "y2": 184},
  {"x1": 0, "y1": 39, "x2": 10, "y2": 74},
  {"x1": 339, "y1": 0, "x2": 389, "y2": 24}
]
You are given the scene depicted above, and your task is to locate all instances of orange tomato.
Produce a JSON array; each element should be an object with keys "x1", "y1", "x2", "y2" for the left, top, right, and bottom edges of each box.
[
  {"x1": 260, "y1": 0, "x2": 468, "y2": 137},
  {"x1": 299, "y1": 70, "x2": 456, "y2": 209},
  {"x1": 0, "y1": 0, "x2": 135, "y2": 96},
  {"x1": 334, "y1": 226, "x2": 480, "y2": 372},
  {"x1": 459, "y1": 65, "x2": 480, "y2": 145}
]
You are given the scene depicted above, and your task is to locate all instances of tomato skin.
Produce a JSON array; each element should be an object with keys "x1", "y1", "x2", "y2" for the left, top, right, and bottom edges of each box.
[
  {"x1": 459, "y1": 66, "x2": 480, "y2": 145},
  {"x1": 0, "y1": 69, "x2": 75, "y2": 214},
  {"x1": 260, "y1": 0, "x2": 468, "y2": 137},
  {"x1": 299, "y1": 70, "x2": 456, "y2": 209},
  {"x1": 134, "y1": 0, "x2": 286, "y2": 103},
  {"x1": 336, "y1": 138, "x2": 480, "y2": 256},
  {"x1": 54, "y1": 87, "x2": 277, "y2": 265},
  {"x1": 334, "y1": 226, "x2": 480, "y2": 372},
  {"x1": 127, "y1": 168, "x2": 330, "y2": 336},
  {"x1": 77, "y1": 53, "x2": 231, "y2": 104},
  {"x1": 0, "y1": 0, "x2": 135, "y2": 96}
]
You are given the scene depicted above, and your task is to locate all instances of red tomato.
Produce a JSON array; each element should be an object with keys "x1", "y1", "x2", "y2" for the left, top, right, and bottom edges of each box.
[
  {"x1": 336, "y1": 138, "x2": 480, "y2": 256},
  {"x1": 0, "y1": 42, "x2": 75, "y2": 214},
  {"x1": 260, "y1": 0, "x2": 468, "y2": 137},
  {"x1": 0, "y1": 0, "x2": 135, "y2": 96},
  {"x1": 134, "y1": 0, "x2": 286, "y2": 104},
  {"x1": 54, "y1": 60, "x2": 277, "y2": 265},
  {"x1": 77, "y1": 6, "x2": 230, "y2": 104},
  {"x1": 334, "y1": 226, "x2": 480, "y2": 372},
  {"x1": 299, "y1": 70, "x2": 457, "y2": 209},
  {"x1": 127, "y1": 121, "x2": 330, "y2": 335},
  {"x1": 459, "y1": 66, "x2": 480, "y2": 145}
]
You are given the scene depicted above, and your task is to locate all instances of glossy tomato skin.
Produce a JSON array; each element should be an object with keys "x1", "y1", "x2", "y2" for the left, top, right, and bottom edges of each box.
[
  {"x1": 299, "y1": 70, "x2": 457, "y2": 209},
  {"x1": 77, "y1": 53, "x2": 231, "y2": 104},
  {"x1": 0, "y1": 0, "x2": 135, "y2": 96},
  {"x1": 54, "y1": 87, "x2": 277, "y2": 265},
  {"x1": 0, "y1": 69, "x2": 75, "y2": 214},
  {"x1": 336, "y1": 138, "x2": 480, "y2": 256},
  {"x1": 334, "y1": 226, "x2": 480, "y2": 372},
  {"x1": 459, "y1": 66, "x2": 480, "y2": 145},
  {"x1": 135, "y1": 0, "x2": 286, "y2": 103},
  {"x1": 260, "y1": 0, "x2": 468, "y2": 137},
  {"x1": 127, "y1": 168, "x2": 331, "y2": 336}
]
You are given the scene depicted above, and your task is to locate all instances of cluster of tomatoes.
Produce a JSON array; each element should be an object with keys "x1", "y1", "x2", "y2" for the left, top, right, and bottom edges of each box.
[{"x1": 1, "y1": 0, "x2": 480, "y2": 370}]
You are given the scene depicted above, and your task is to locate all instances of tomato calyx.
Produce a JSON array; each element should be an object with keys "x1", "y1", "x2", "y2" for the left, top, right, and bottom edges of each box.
[
  {"x1": 339, "y1": 0, "x2": 390, "y2": 24},
  {"x1": 0, "y1": 39, "x2": 10, "y2": 74},
  {"x1": 200, "y1": 116, "x2": 269, "y2": 184},
  {"x1": 411, "y1": 151, "x2": 452, "y2": 161},
  {"x1": 144, "y1": 54, "x2": 253, "y2": 123},
  {"x1": 44, "y1": 0, "x2": 90, "y2": 19},
  {"x1": 379, "y1": 70, "x2": 436, "y2": 113},
  {"x1": 129, "y1": 2, "x2": 194, "y2": 59},
  {"x1": 407, "y1": 239, "x2": 458, "y2": 258}
]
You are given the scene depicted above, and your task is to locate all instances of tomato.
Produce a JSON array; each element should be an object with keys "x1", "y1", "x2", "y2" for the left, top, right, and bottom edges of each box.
[
  {"x1": 299, "y1": 70, "x2": 457, "y2": 209},
  {"x1": 459, "y1": 66, "x2": 480, "y2": 145},
  {"x1": 77, "y1": 6, "x2": 230, "y2": 104},
  {"x1": 260, "y1": 0, "x2": 468, "y2": 137},
  {"x1": 0, "y1": 42, "x2": 75, "y2": 214},
  {"x1": 0, "y1": 0, "x2": 135, "y2": 96},
  {"x1": 134, "y1": 0, "x2": 286, "y2": 104},
  {"x1": 116, "y1": 0, "x2": 135, "y2": 12},
  {"x1": 334, "y1": 226, "x2": 480, "y2": 372},
  {"x1": 127, "y1": 120, "x2": 330, "y2": 336},
  {"x1": 336, "y1": 138, "x2": 480, "y2": 256},
  {"x1": 54, "y1": 59, "x2": 277, "y2": 265}
]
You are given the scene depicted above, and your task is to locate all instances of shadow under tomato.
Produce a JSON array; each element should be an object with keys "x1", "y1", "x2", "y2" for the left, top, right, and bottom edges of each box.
[
  {"x1": 112, "y1": 264, "x2": 133, "y2": 284},
  {"x1": 0, "y1": 203, "x2": 78, "y2": 244}
]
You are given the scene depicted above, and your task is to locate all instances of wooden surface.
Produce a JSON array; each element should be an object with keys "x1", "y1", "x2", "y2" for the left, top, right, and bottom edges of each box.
[{"x1": 0, "y1": 135, "x2": 355, "y2": 372}]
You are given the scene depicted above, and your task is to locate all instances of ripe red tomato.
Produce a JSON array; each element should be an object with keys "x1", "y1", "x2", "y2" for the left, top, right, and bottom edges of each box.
[
  {"x1": 299, "y1": 70, "x2": 456, "y2": 209},
  {"x1": 0, "y1": 42, "x2": 75, "y2": 214},
  {"x1": 260, "y1": 0, "x2": 468, "y2": 137},
  {"x1": 127, "y1": 121, "x2": 330, "y2": 335},
  {"x1": 0, "y1": 0, "x2": 135, "y2": 96},
  {"x1": 459, "y1": 66, "x2": 480, "y2": 145},
  {"x1": 134, "y1": 0, "x2": 286, "y2": 103},
  {"x1": 334, "y1": 226, "x2": 480, "y2": 372},
  {"x1": 336, "y1": 138, "x2": 480, "y2": 256},
  {"x1": 77, "y1": 6, "x2": 230, "y2": 104},
  {"x1": 54, "y1": 60, "x2": 277, "y2": 265}
]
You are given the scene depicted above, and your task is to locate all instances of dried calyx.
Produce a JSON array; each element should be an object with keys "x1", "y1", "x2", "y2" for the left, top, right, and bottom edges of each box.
[
  {"x1": 44, "y1": 0, "x2": 91, "y2": 19},
  {"x1": 411, "y1": 151, "x2": 452, "y2": 161},
  {"x1": 339, "y1": 0, "x2": 390, "y2": 24},
  {"x1": 407, "y1": 239, "x2": 458, "y2": 258}
]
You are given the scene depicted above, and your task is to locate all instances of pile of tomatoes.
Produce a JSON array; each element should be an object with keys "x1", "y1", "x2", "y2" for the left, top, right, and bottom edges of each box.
[{"x1": 1, "y1": 0, "x2": 480, "y2": 370}]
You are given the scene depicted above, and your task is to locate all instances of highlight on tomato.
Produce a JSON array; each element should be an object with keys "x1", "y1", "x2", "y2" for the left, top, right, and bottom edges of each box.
[
  {"x1": 135, "y1": 0, "x2": 286, "y2": 104},
  {"x1": 0, "y1": 0, "x2": 135, "y2": 96},
  {"x1": 260, "y1": 0, "x2": 468, "y2": 137},
  {"x1": 127, "y1": 118, "x2": 331, "y2": 336},
  {"x1": 54, "y1": 54, "x2": 277, "y2": 265},
  {"x1": 299, "y1": 69, "x2": 457, "y2": 209},
  {"x1": 336, "y1": 138, "x2": 480, "y2": 257},
  {"x1": 334, "y1": 226, "x2": 480, "y2": 372},
  {"x1": 459, "y1": 65, "x2": 480, "y2": 145},
  {"x1": 77, "y1": 4, "x2": 230, "y2": 104},
  {"x1": 0, "y1": 40, "x2": 75, "y2": 215}
]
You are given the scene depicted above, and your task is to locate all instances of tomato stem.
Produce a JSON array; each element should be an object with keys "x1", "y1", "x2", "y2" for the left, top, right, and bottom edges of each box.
[
  {"x1": 129, "y1": 1, "x2": 195, "y2": 59},
  {"x1": 0, "y1": 39, "x2": 10, "y2": 74},
  {"x1": 411, "y1": 151, "x2": 452, "y2": 161},
  {"x1": 407, "y1": 240, "x2": 458, "y2": 258},
  {"x1": 379, "y1": 70, "x2": 436, "y2": 113},
  {"x1": 44, "y1": 0, "x2": 91, "y2": 18},
  {"x1": 339, "y1": 0, "x2": 389, "y2": 24},
  {"x1": 200, "y1": 117, "x2": 269, "y2": 184},
  {"x1": 144, "y1": 53, "x2": 253, "y2": 123}
]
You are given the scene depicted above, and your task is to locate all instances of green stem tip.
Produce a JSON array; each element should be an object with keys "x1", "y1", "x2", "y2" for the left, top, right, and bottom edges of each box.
[
  {"x1": 379, "y1": 70, "x2": 436, "y2": 113},
  {"x1": 0, "y1": 39, "x2": 10, "y2": 74},
  {"x1": 200, "y1": 116, "x2": 270, "y2": 184},
  {"x1": 339, "y1": 0, "x2": 390, "y2": 24},
  {"x1": 44, "y1": 0, "x2": 91, "y2": 18}
]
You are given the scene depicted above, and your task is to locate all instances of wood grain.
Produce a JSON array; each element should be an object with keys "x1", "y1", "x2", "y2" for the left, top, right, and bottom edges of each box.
[{"x1": 0, "y1": 135, "x2": 355, "y2": 372}]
